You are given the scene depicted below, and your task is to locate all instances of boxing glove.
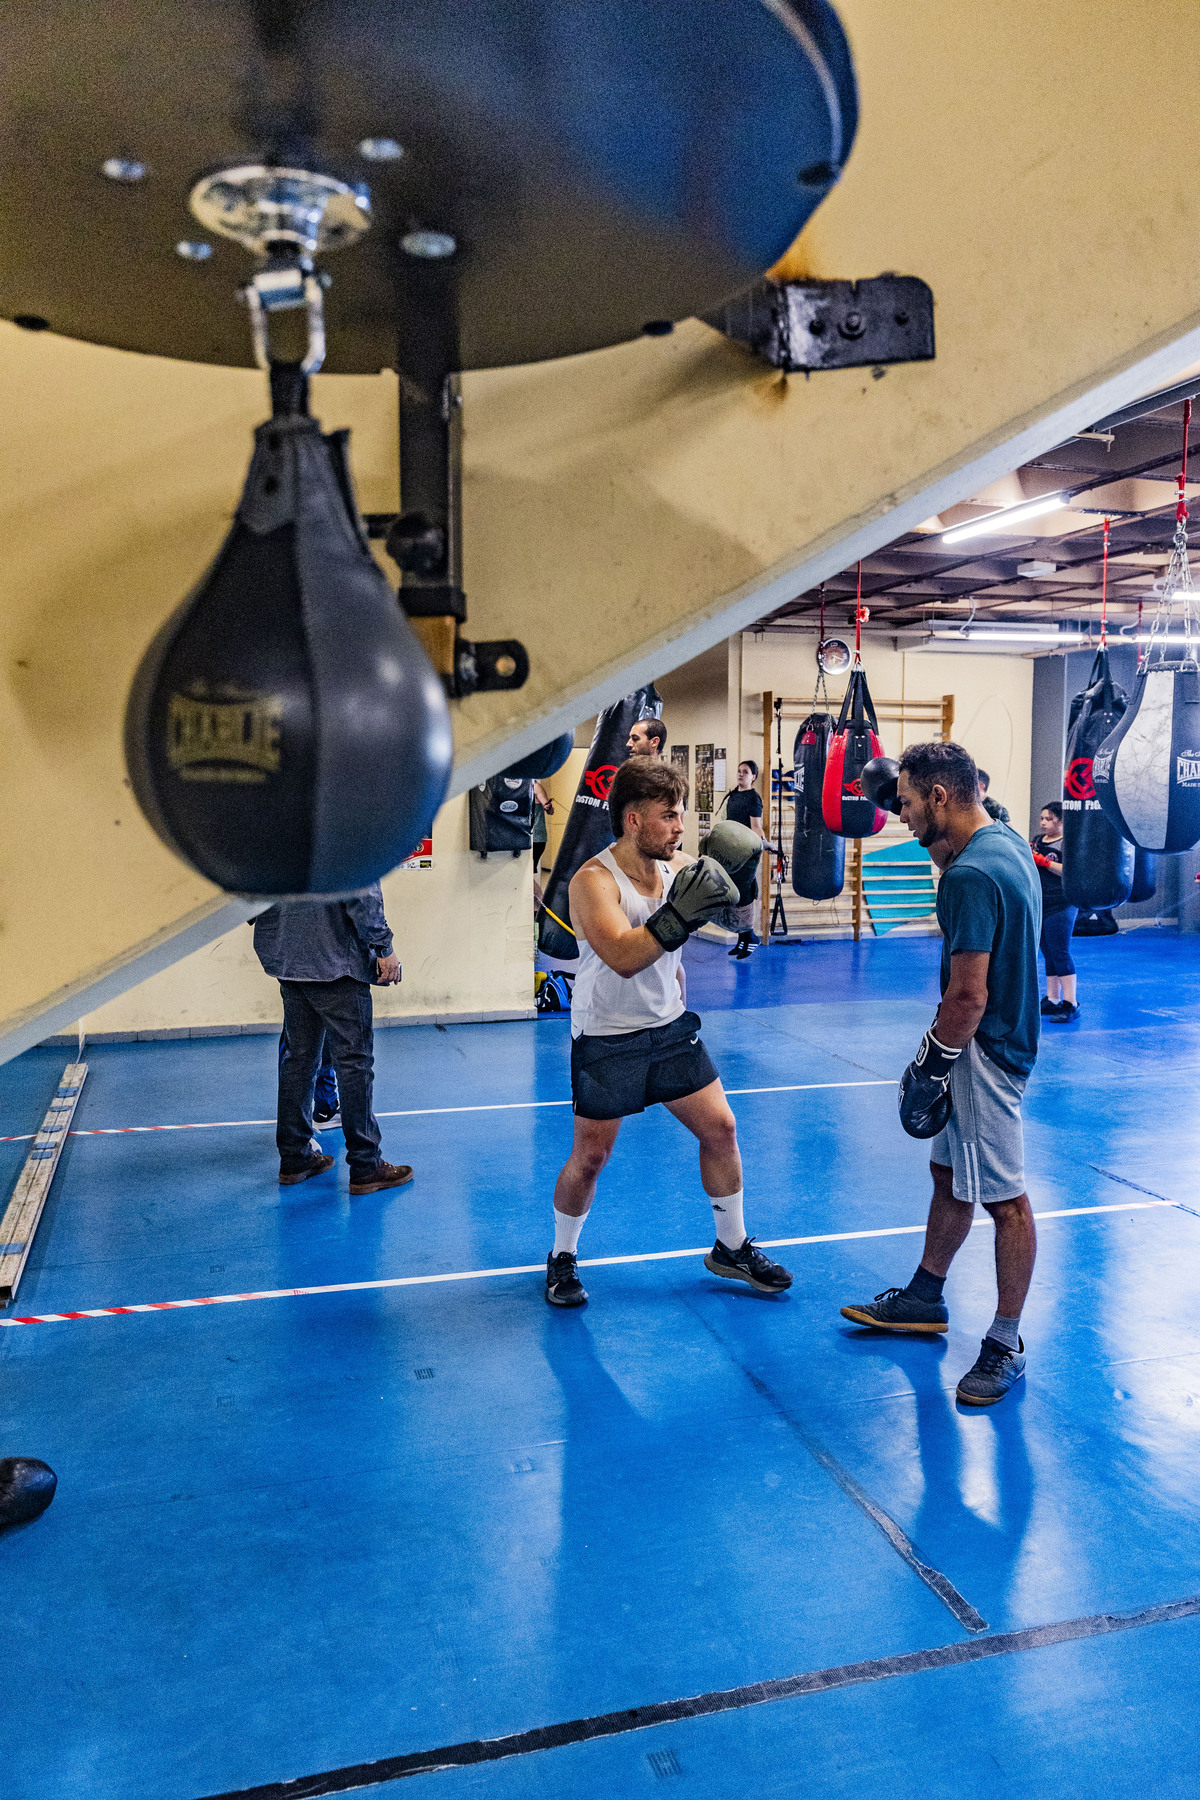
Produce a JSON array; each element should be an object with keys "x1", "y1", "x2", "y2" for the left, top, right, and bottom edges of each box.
[
  {"x1": 703, "y1": 818, "x2": 763, "y2": 903},
  {"x1": 1032, "y1": 851, "x2": 1053, "y2": 870},
  {"x1": 898, "y1": 1027, "x2": 961, "y2": 1140},
  {"x1": 860, "y1": 756, "x2": 902, "y2": 815},
  {"x1": 646, "y1": 857, "x2": 739, "y2": 951}
]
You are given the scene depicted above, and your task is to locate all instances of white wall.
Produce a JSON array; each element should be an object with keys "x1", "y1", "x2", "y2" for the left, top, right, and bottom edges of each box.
[{"x1": 72, "y1": 793, "x2": 535, "y2": 1039}]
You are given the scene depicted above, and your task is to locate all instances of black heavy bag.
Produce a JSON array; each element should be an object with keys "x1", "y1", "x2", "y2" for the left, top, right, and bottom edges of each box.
[
  {"x1": 1129, "y1": 847, "x2": 1158, "y2": 904},
  {"x1": 537, "y1": 685, "x2": 662, "y2": 959},
  {"x1": 822, "y1": 668, "x2": 887, "y2": 839},
  {"x1": 791, "y1": 712, "x2": 845, "y2": 900},
  {"x1": 1094, "y1": 659, "x2": 1200, "y2": 854},
  {"x1": 497, "y1": 733, "x2": 575, "y2": 782},
  {"x1": 469, "y1": 776, "x2": 535, "y2": 853},
  {"x1": 1062, "y1": 648, "x2": 1134, "y2": 909},
  {"x1": 125, "y1": 395, "x2": 453, "y2": 896}
]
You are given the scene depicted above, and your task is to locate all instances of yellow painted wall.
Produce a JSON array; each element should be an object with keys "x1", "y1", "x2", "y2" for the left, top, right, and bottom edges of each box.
[{"x1": 75, "y1": 794, "x2": 534, "y2": 1036}]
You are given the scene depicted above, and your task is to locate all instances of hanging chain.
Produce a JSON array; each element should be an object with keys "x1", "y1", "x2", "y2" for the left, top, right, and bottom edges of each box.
[
  {"x1": 814, "y1": 581, "x2": 830, "y2": 709},
  {"x1": 1144, "y1": 398, "x2": 1197, "y2": 665}
]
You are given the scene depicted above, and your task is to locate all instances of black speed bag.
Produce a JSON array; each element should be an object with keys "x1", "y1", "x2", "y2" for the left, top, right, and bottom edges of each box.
[
  {"x1": 497, "y1": 732, "x2": 575, "y2": 782},
  {"x1": 1094, "y1": 662, "x2": 1200, "y2": 853},
  {"x1": 1061, "y1": 648, "x2": 1133, "y2": 910},
  {"x1": 125, "y1": 415, "x2": 453, "y2": 896}
]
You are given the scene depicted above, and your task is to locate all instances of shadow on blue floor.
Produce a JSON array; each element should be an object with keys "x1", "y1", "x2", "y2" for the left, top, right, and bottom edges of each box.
[{"x1": 2, "y1": 930, "x2": 1200, "y2": 1798}]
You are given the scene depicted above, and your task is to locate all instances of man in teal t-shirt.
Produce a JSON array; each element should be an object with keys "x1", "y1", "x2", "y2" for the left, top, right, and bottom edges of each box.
[{"x1": 840, "y1": 741, "x2": 1041, "y2": 1406}]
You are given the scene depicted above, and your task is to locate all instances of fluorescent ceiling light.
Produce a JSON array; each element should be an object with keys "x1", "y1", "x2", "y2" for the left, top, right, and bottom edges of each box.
[
  {"x1": 941, "y1": 493, "x2": 1067, "y2": 545},
  {"x1": 928, "y1": 625, "x2": 1074, "y2": 642}
]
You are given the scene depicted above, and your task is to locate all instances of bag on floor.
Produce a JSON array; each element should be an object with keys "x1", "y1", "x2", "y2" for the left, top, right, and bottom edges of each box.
[
  {"x1": 822, "y1": 669, "x2": 887, "y2": 839},
  {"x1": 1094, "y1": 659, "x2": 1200, "y2": 853},
  {"x1": 1073, "y1": 908, "x2": 1119, "y2": 937},
  {"x1": 537, "y1": 685, "x2": 662, "y2": 960},
  {"x1": 791, "y1": 712, "x2": 845, "y2": 899},
  {"x1": 1062, "y1": 648, "x2": 1135, "y2": 909}
]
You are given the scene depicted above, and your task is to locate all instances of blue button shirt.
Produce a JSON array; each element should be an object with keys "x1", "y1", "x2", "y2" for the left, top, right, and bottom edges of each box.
[{"x1": 252, "y1": 885, "x2": 395, "y2": 986}]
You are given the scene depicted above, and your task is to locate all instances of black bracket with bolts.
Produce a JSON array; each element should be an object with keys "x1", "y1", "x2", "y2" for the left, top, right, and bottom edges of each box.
[{"x1": 707, "y1": 274, "x2": 935, "y2": 373}]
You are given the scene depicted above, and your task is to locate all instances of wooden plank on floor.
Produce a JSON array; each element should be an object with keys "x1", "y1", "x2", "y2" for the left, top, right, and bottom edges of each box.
[{"x1": 0, "y1": 1062, "x2": 87, "y2": 1307}]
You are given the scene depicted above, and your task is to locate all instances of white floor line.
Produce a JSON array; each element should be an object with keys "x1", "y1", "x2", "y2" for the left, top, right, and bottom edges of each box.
[
  {"x1": 0, "y1": 1199, "x2": 1171, "y2": 1328},
  {"x1": 0, "y1": 1079, "x2": 896, "y2": 1143}
]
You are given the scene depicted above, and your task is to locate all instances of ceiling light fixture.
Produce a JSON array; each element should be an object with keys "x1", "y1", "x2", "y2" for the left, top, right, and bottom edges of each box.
[{"x1": 941, "y1": 493, "x2": 1067, "y2": 545}]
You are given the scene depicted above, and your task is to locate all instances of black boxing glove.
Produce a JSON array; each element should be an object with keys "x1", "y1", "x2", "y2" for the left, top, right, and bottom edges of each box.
[{"x1": 898, "y1": 1026, "x2": 962, "y2": 1139}]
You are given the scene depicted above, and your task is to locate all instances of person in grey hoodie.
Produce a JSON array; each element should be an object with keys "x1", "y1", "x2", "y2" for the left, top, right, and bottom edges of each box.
[{"x1": 253, "y1": 885, "x2": 412, "y2": 1194}]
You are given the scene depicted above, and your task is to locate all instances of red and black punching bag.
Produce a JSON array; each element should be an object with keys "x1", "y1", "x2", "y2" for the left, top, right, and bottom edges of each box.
[
  {"x1": 822, "y1": 667, "x2": 887, "y2": 839},
  {"x1": 1062, "y1": 649, "x2": 1134, "y2": 910},
  {"x1": 125, "y1": 381, "x2": 453, "y2": 897},
  {"x1": 791, "y1": 712, "x2": 845, "y2": 899}
]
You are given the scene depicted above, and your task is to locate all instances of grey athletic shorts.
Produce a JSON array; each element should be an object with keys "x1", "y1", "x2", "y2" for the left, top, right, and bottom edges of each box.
[{"x1": 930, "y1": 1037, "x2": 1028, "y2": 1205}]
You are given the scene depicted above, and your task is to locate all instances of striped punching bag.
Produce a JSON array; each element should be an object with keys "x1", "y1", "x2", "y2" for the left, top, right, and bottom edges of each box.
[
  {"x1": 822, "y1": 667, "x2": 887, "y2": 839},
  {"x1": 1093, "y1": 661, "x2": 1200, "y2": 853}
]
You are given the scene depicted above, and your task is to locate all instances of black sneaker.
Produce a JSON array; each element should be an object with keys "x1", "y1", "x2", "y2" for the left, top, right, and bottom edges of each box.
[
  {"x1": 704, "y1": 1237, "x2": 792, "y2": 1293},
  {"x1": 956, "y1": 1336, "x2": 1026, "y2": 1405},
  {"x1": 1040, "y1": 996, "x2": 1065, "y2": 1017},
  {"x1": 840, "y1": 1286, "x2": 949, "y2": 1332},
  {"x1": 1048, "y1": 1002, "x2": 1079, "y2": 1023},
  {"x1": 313, "y1": 1107, "x2": 342, "y2": 1129},
  {"x1": 545, "y1": 1251, "x2": 588, "y2": 1307}
]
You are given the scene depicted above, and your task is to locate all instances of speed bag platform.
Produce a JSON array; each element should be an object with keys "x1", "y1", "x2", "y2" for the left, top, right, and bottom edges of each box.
[
  {"x1": 822, "y1": 669, "x2": 887, "y2": 839},
  {"x1": 1094, "y1": 661, "x2": 1200, "y2": 854},
  {"x1": 125, "y1": 412, "x2": 453, "y2": 897},
  {"x1": 1062, "y1": 648, "x2": 1134, "y2": 910},
  {"x1": 792, "y1": 711, "x2": 845, "y2": 899}
]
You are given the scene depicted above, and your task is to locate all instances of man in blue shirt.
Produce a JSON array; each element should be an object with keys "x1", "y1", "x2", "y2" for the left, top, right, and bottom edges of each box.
[
  {"x1": 253, "y1": 885, "x2": 412, "y2": 1194},
  {"x1": 841, "y1": 741, "x2": 1041, "y2": 1405}
]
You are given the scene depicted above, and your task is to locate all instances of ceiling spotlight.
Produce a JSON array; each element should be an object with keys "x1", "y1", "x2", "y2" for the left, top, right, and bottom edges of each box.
[
  {"x1": 401, "y1": 229, "x2": 456, "y2": 259},
  {"x1": 358, "y1": 138, "x2": 404, "y2": 161},
  {"x1": 176, "y1": 240, "x2": 213, "y2": 261},
  {"x1": 941, "y1": 493, "x2": 1067, "y2": 545},
  {"x1": 101, "y1": 157, "x2": 147, "y2": 183}
]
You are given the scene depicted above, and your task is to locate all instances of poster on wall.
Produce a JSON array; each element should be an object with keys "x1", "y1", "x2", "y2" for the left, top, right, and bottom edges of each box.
[
  {"x1": 694, "y1": 744, "x2": 714, "y2": 813},
  {"x1": 714, "y1": 749, "x2": 727, "y2": 794},
  {"x1": 401, "y1": 836, "x2": 433, "y2": 870},
  {"x1": 670, "y1": 745, "x2": 690, "y2": 781}
]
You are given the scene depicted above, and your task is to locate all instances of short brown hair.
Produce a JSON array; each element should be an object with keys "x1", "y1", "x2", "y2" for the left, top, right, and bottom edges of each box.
[
  {"x1": 640, "y1": 718, "x2": 667, "y2": 751},
  {"x1": 608, "y1": 757, "x2": 688, "y2": 834}
]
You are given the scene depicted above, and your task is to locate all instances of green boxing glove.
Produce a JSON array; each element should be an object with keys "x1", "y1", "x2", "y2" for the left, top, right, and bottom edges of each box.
[
  {"x1": 646, "y1": 857, "x2": 740, "y2": 951},
  {"x1": 703, "y1": 818, "x2": 762, "y2": 905}
]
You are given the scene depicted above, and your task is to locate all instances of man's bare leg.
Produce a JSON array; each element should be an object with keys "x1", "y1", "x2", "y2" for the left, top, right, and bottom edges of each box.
[
  {"x1": 983, "y1": 1192, "x2": 1037, "y2": 1319},
  {"x1": 546, "y1": 1115, "x2": 622, "y2": 1307},
  {"x1": 667, "y1": 1080, "x2": 792, "y2": 1293},
  {"x1": 917, "y1": 1160, "x2": 975, "y2": 1276}
]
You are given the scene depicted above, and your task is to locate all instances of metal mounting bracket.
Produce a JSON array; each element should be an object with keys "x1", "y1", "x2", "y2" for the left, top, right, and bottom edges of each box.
[{"x1": 708, "y1": 274, "x2": 935, "y2": 373}]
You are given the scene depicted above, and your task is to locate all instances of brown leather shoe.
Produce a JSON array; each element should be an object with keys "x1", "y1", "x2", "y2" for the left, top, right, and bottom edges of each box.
[
  {"x1": 279, "y1": 1153, "x2": 335, "y2": 1186},
  {"x1": 349, "y1": 1161, "x2": 414, "y2": 1195}
]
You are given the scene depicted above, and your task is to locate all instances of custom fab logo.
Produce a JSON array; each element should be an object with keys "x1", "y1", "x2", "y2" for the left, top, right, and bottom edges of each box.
[
  {"x1": 167, "y1": 686, "x2": 282, "y2": 784},
  {"x1": 1178, "y1": 751, "x2": 1200, "y2": 785},
  {"x1": 1064, "y1": 757, "x2": 1095, "y2": 801},
  {"x1": 581, "y1": 764, "x2": 618, "y2": 801},
  {"x1": 844, "y1": 776, "x2": 864, "y2": 798}
]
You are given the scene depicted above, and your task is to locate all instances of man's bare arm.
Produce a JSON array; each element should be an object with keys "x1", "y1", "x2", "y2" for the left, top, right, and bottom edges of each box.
[
  {"x1": 569, "y1": 864, "x2": 665, "y2": 977},
  {"x1": 935, "y1": 950, "x2": 990, "y2": 1046}
]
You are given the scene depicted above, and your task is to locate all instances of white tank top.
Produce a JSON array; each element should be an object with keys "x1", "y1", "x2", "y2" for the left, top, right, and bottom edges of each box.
[{"x1": 571, "y1": 846, "x2": 686, "y2": 1039}]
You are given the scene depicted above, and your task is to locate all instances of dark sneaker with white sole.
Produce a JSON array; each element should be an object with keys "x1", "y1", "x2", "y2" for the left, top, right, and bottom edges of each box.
[
  {"x1": 956, "y1": 1336, "x2": 1026, "y2": 1405},
  {"x1": 704, "y1": 1237, "x2": 793, "y2": 1294},
  {"x1": 314, "y1": 1108, "x2": 342, "y2": 1129},
  {"x1": 546, "y1": 1250, "x2": 588, "y2": 1307},
  {"x1": 840, "y1": 1286, "x2": 950, "y2": 1333}
]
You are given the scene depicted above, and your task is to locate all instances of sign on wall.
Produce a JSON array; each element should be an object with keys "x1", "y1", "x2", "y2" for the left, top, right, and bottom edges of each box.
[{"x1": 401, "y1": 836, "x2": 433, "y2": 870}]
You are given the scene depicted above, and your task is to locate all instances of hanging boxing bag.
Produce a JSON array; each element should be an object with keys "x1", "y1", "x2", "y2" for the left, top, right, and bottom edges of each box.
[
  {"x1": 125, "y1": 384, "x2": 453, "y2": 896},
  {"x1": 822, "y1": 667, "x2": 887, "y2": 838},
  {"x1": 1094, "y1": 660, "x2": 1200, "y2": 854},
  {"x1": 1129, "y1": 847, "x2": 1158, "y2": 904},
  {"x1": 537, "y1": 685, "x2": 662, "y2": 959},
  {"x1": 496, "y1": 732, "x2": 575, "y2": 782},
  {"x1": 791, "y1": 712, "x2": 845, "y2": 899},
  {"x1": 469, "y1": 777, "x2": 535, "y2": 854},
  {"x1": 1061, "y1": 648, "x2": 1135, "y2": 909}
]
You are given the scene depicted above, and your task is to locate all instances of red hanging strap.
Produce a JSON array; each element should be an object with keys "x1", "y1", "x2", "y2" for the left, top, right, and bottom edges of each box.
[
  {"x1": 1178, "y1": 398, "x2": 1192, "y2": 523},
  {"x1": 854, "y1": 560, "x2": 864, "y2": 662},
  {"x1": 1100, "y1": 516, "x2": 1110, "y2": 648}
]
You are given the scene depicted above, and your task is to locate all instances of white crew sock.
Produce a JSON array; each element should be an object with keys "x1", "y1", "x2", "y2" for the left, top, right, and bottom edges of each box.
[
  {"x1": 710, "y1": 1188, "x2": 746, "y2": 1251},
  {"x1": 553, "y1": 1208, "x2": 588, "y2": 1256}
]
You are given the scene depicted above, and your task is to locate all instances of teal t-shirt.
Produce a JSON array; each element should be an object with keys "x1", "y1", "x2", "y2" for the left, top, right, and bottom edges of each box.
[{"x1": 936, "y1": 822, "x2": 1042, "y2": 1077}]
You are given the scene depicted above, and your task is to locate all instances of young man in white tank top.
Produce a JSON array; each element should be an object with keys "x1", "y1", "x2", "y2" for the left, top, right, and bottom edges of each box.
[{"x1": 545, "y1": 758, "x2": 793, "y2": 1307}]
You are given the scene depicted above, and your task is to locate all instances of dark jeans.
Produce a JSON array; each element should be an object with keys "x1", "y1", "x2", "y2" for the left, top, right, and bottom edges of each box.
[
  {"x1": 277, "y1": 978, "x2": 382, "y2": 1177},
  {"x1": 278, "y1": 1030, "x2": 339, "y2": 1114}
]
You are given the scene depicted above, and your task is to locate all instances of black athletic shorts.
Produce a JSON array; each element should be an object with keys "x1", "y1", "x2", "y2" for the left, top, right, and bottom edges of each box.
[{"x1": 570, "y1": 1010, "x2": 719, "y2": 1120}]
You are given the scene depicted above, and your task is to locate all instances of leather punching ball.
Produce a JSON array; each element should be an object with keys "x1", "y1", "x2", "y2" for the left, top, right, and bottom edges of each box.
[
  {"x1": 537, "y1": 686, "x2": 662, "y2": 959},
  {"x1": 791, "y1": 712, "x2": 845, "y2": 900},
  {"x1": 1094, "y1": 659, "x2": 1200, "y2": 854},
  {"x1": 497, "y1": 733, "x2": 574, "y2": 782},
  {"x1": 125, "y1": 381, "x2": 453, "y2": 896},
  {"x1": 1062, "y1": 649, "x2": 1134, "y2": 909},
  {"x1": 822, "y1": 668, "x2": 887, "y2": 839}
]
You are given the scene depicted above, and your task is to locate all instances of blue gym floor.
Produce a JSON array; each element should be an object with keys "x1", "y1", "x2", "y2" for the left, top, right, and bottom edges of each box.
[{"x1": 3, "y1": 929, "x2": 1200, "y2": 1799}]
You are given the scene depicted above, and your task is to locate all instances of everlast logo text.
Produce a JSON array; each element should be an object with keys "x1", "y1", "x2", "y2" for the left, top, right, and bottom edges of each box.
[{"x1": 167, "y1": 689, "x2": 282, "y2": 784}]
